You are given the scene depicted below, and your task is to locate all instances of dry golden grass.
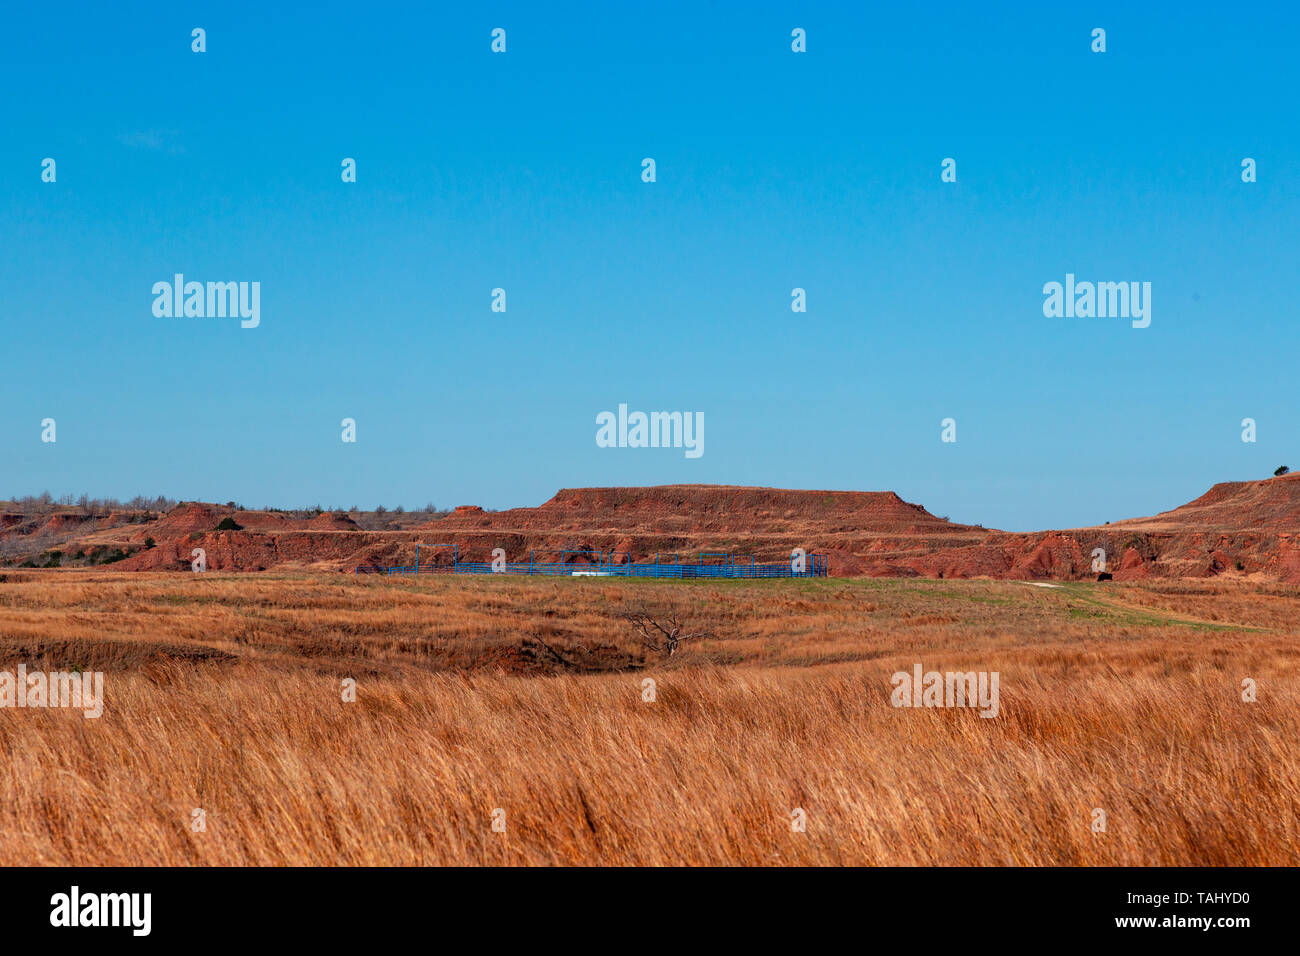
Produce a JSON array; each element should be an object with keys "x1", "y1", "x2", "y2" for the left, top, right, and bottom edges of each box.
[{"x1": 0, "y1": 571, "x2": 1297, "y2": 865}]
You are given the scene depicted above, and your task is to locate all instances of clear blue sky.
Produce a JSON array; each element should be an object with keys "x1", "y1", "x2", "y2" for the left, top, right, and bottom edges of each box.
[{"x1": 2, "y1": 1, "x2": 1296, "y2": 531}]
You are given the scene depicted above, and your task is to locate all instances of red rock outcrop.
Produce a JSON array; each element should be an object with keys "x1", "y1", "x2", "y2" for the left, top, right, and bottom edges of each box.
[{"x1": 9, "y1": 475, "x2": 1300, "y2": 581}]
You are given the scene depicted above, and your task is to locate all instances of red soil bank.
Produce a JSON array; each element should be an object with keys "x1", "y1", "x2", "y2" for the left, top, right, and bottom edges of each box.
[{"x1": 8, "y1": 477, "x2": 1300, "y2": 582}]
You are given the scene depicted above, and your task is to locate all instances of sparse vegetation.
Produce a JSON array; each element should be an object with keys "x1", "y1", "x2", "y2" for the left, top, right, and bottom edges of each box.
[
  {"x1": 86, "y1": 547, "x2": 130, "y2": 565},
  {"x1": 0, "y1": 572, "x2": 1295, "y2": 865},
  {"x1": 619, "y1": 601, "x2": 711, "y2": 657},
  {"x1": 0, "y1": 493, "x2": 176, "y2": 515}
]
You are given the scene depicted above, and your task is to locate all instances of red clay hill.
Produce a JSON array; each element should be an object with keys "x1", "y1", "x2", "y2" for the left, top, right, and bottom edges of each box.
[{"x1": 3, "y1": 476, "x2": 1299, "y2": 582}]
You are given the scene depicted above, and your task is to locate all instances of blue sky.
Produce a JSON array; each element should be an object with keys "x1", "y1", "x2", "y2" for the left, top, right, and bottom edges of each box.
[{"x1": 2, "y1": 1, "x2": 1297, "y2": 531}]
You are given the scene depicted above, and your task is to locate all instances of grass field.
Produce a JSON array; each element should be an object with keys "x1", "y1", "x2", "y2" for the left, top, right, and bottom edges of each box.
[{"x1": 0, "y1": 570, "x2": 1297, "y2": 865}]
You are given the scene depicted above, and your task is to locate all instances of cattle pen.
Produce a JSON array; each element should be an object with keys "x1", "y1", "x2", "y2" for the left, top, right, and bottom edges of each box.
[{"x1": 354, "y1": 545, "x2": 828, "y2": 578}]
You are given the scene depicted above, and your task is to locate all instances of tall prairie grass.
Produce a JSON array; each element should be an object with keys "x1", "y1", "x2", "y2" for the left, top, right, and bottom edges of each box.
[{"x1": 0, "y1": 572, "x2": 1296, "y2": 865}]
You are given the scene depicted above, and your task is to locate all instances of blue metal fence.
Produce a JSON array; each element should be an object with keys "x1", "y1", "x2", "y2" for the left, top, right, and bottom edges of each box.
[{"x1": 355, "y1": 544, "x2": 827, "y2": 578}]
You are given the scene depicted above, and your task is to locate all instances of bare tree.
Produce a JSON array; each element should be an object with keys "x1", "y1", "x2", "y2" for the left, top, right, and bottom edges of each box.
[{"x1": 619, "y1": 602, "x2": 711, "y2": 657}]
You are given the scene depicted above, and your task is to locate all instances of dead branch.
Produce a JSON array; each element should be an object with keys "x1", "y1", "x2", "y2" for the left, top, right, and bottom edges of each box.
[{"x1": 618, "y1": 603, "x2": 711, "y2": 657}]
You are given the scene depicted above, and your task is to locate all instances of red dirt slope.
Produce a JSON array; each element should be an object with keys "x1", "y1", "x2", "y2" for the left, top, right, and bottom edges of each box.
[
  {"x1": 434, "y1": 485, "x2": 967, "y2": 535},
  {"x1": 8, "y1": 477, "x2": 1300, "y2": 583},
  {"x1": 1114, "y1": 473, "x2": 1300, "y2": 532}
]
